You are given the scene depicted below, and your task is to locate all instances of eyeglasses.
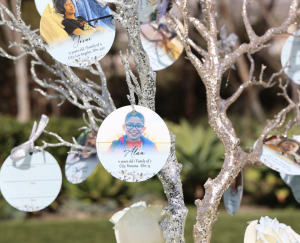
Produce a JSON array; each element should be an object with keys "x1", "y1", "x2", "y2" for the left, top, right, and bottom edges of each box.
[{"x1": 125, "y1": 123, "x2": 144, "y2": 130}]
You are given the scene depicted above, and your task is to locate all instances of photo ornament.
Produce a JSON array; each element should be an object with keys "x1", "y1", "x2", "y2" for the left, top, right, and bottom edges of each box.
[
  {"x1": 223, "y1": 171, "x2": 243, "y2": 216},
  {"x1": 65, "y1": 130, "x2": 99, "y2": 184},
  {"x1": 96, "y1": 105, "x2": 171, "y2": 182},
  {"x1": 140, "y1": 16, "x2": 184, "y2": 71},
  {"x1": 40, "y1": 0, "x2": 115, "y2": 67},
  {"x1": 259, "y1": 135, "x2": 300, "y2": 175}
]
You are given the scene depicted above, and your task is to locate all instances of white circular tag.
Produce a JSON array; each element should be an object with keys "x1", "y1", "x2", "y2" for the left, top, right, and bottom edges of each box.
[
  {"x1": 140, "y1": 16, "x2": 184, "y2": 71},
  {"x1": 281, "y1": 30, "x2": 300, "y2": 85},
  {"x1": 40, "y1": 0, "x2": 115, "y2": 67},
  {"x1": 258, "y1": 135, "x2": 300, "y2": 175},
  {"x1": 96, "y1": 105, "x2": 171, "y2": 182},
  {"x1": 34, "y1": 0, "x2": 48, "y2": 16},
  {"x1": 0, "y1": 151, "x2": 62, "y2": 212},
  {"x1": 139, "y1": 0, "x2": 173, "y2": 23},
  {"x1": 65, "y1": 130, "x2": 99, "y2": 184}
]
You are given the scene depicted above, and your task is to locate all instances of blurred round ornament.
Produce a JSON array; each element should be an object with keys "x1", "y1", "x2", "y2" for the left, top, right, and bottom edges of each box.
[
  {"x1": 65, "y1": 130, "x2": 99, "y2": 184},
  {"x1": 257, "y1": 135, "x2": 300, "y2": 175},
  {"x1": 223, "y1": 171, "x2": 243, "y2": 216},
  {"x1": 281, "y1": 29, "x2": 300, "y2": 85},
  {"x1": 139, "y1": 0, "x2": 173, "y2": 23},
  {"x1": 140, "y1": 16, "x2": 184, "y2": 71},
  {"x1": 0, "y1": 151, "x2": 62, "y2": 212},
  {"x1": 34, "y1": 0, "x2": 48, "y2": 16}
]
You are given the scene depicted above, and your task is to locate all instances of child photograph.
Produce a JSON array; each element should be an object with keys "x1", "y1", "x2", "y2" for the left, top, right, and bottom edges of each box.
[
  {"x1": 65, "y1": 130, "x2": 99, "y2": 184},
  {"x1": 40, "y1": 0, "x2": 115, "y2": 67},
  {"x1": 41, "y1": 0, "x2": 114, "y2": 47},
  {"x1": 140, "y1": 17, "x2": 184, "y2": 71},
  {"x1": 108, "y1": 111, "x2": 158, "y2": 155},
  {"x1": 96, "y1": 105, "x2": 171, "y2": 182},
  {"x1": 264, "y1": 135, "x2": 300, "y2": 165}
]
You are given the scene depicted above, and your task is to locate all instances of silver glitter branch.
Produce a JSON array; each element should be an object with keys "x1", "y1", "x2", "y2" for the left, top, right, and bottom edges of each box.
[
  {"x1": 119, "y1": 49, "x2": 188, "y2": 243},
  {"x1": 113, "y1": 1, "x2": 156, "y2": 110},
  {"x1": 1, "y1": 1, "x2": 188, "y2": 242},
  {"x1": 2, "y1": 0, "x2": 300, "y2": 242},
  {"x1": 157, "y1": 134, "x2": 188, "y2": 243},
  {"x1": 167, "y1": 0, "x2": 300, "y2": 242},
  {"x1": 39, "y1": 130, "x2": 96, "y2": 155},
  {"x1": 0, "y1": 0, "x2": 115, "y2": 149}
]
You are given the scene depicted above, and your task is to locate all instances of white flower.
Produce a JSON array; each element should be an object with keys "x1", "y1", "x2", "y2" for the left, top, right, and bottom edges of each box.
[
  {"x1": 110, "y1": 201, "x2": 166, "y2": 243},
  {"x1": 244, "y1": 216, "x2": 300, "y2": 243}
]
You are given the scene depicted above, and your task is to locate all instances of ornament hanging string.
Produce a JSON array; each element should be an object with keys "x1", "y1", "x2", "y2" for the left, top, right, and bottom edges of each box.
[
  {"x1": 127, "y1": 94, "x2": 137, "y2": 115},
  {"x1": 10, "y1": 115, "x2": 49, "y2": 162}
]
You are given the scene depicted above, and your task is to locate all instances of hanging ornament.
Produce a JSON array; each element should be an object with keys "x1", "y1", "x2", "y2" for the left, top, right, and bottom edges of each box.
[
  {"x1": 218, "y1": 25, "x2": 238, "y2": 70},
  {"x1": 96, "y1": 105, "x2": 171, "y2": 182},
  {"x1": 34, "y1": 0, "x2": 48, "y2": 16},
  {"x1": 139, "y1": 0, "x2": 173, "y2": 23},
  {"x1": 40, "y1": 0, "x2": 115, "y2": 67},
  {"x1": 217, "y1": 25, "x2": 238, "y2": 56},
  {"x1": 223, "y1": 171, "x2": 243, "y2": 216},
  {"x1": 257, "y1": 135, "x2": 300, "y2": 175},
  {"x1": 0, "y1": 115, "x2": 62, "y2": 212},
  {"x1": 65, "y1": 130, "x2": 99, "y2": 184},
  {"x1": 140, "y1": 16, "x2": 184, "y2": 71},
  {"x1": 280, "y1": 173, "x2": 300, "y2": 203},
  {"x1": 281, "y1": 29, "x2": 300, "y2": 85}
]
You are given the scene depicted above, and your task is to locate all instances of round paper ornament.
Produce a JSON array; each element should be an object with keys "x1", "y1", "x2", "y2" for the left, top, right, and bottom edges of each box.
[
  {"x1": 0, "y1": 151, "x2": 62, "y2": 212},
  {"x1": 139, "y1": 0, "x2": 173, "y2": 23},
  {"x1": 40, "y1": 0, "x2": 115, "y2": 67},
  {"x1": 281, "y1": 29, "x2": 300, "y2": 85},
  {"x1": 280, "y1": 173, "x2": 300, "y2": 203},
  {"x1": 223, "y1": 171, "x2": 243, "y2": 216},
  {"x1": 258, "y1": 135, "x2": 300, "y2": 175},
  {"x1": 96, "y1": 105, "x2": 171, "y2": 182},
  {"x1": 34, "y1": 0, "x2": 49, "y2": 16},
  {"x1": 65, "y1": 130, "x2": 99, "y2": 184},
  {"x1": 140, "y1": 16, "x2": 184, "y2": 71}
]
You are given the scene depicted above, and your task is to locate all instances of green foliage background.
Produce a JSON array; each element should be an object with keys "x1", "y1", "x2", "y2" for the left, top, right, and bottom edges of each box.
[{"x1": 0, "y1": 115, "x2": 300, "y2": 219}]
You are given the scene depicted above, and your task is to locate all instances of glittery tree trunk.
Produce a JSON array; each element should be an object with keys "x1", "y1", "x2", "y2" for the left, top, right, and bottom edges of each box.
[
  {"x1": 166, "y1": 0, "x2": 300, "y2": 242},
  {"x1": 1, "y1": 0, "x2": 300, "y2": 243}
]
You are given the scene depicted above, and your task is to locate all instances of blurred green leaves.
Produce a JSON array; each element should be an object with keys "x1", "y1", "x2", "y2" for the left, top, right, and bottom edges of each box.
[
  {"x1": 0, "y1": 115, "x2": 300, "y2": 219},
  {"x1": 167, "y1": 119, "x2": 224, "y2": 203},
  {"x1": 169, "y1": 119, "x2": 224, "y2": 179}
]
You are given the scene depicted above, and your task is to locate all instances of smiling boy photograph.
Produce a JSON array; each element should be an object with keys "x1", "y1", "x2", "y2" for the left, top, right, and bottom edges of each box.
[{"x1": 108, "y1": 111, "x2": 158, "y2": 154}]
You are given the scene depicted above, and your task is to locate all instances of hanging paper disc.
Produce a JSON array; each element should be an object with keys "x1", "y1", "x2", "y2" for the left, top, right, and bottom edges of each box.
[
  {"x1": 223, "y1": 171, "x2": 243, "y2": 216},
  {"x1": 96, "y1": 105, "x2": 171, "y2": 182},
  {"x1": 65, "y1": 130, "x2": 99, "y2": 184},
  {"x1": 0, "y1": 151, "x2": 62, "y2": 212},
  {"x1": 139, "y1": 0, "x2": 173, "y2": 23},
  {"x1": 281, "y1": 29, "x2": 300, "y2": 85},
  {"x1": 34, "y1": 0, "x2": 49, "y2": 16},
  {"x1": 280, "y1": 173, "x2": 300, "y2": 203},
  {"x1": 140, "y1": 16, "x2": 184, "y2": 71},
  {"x1": 40, "y1": 0, "x2": 115, "y2": 67},
  {"x1": 258, "y1": 135, "x2": 300, "y2": 175}
]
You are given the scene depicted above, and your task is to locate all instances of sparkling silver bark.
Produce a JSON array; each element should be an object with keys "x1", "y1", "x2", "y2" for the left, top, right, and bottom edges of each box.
[
  {"x1": 166, "y1": 0, "x2": 300, "y2": 242},
  {"x1": 0, "y1": 1, "x2": 188, "y2": 242}
]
